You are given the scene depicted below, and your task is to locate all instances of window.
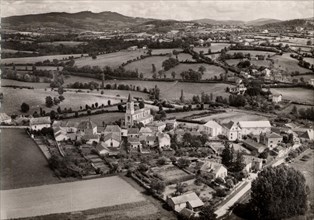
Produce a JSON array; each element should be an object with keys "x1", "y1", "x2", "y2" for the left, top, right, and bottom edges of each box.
[{"x1": 111, "y1": 142, "x2": 113, "y2": 147}]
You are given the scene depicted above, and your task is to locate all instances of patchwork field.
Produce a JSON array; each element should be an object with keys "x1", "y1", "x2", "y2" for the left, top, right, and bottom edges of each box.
[
  {"x1": 270, "y1": 87, "x2": 314, "y2": 104},
  {"x1": 1, "y1": 54, "x2": 85, "y2": 65},
  {"x1": 0, "y1": 176, "x2": 149, "y2": 219},
  {"x1": 74, "y1": 50, "x2": 146, "y2": 68},
  {"x1": 0, "y1": 129, "x2": 60, "y2": 190},
  {"x1": 272, "y1": 53, "x2": 310, "y2": 73}
]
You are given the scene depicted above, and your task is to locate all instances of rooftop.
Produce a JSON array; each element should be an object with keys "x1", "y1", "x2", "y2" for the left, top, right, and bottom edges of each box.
[
  {"x1": 104, "y1": 125, "x2": 121, "y2": 133},
  {"x1": 169, "y1": 192, "x2": 204, "y2": 208},
  {"x1": 30, "y1": 116, "x2": 51, "y2": 126},
  {"x1": 238, "y1": 121, "x2": 271, "y2": 128},
  {"x1": 77, "y1": 120, "x2": 97, "y2": 130},
  {"x1": 204, "y1": 120, "x2": 222, "y2": 129}
]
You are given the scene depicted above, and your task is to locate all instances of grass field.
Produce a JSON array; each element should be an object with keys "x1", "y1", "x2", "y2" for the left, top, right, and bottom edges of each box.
[
  {"x1": 124, "y1": 56, "x2": 168, "y2": 76},
  {"x1": 194, "y1": 110, "x2": 268, "y2": 123},
  {"x1": 0, "y1": 176, "x2": 150, "y2": 219},
  {"x1": 5, "y1": 65, "x2": 64, "y2": 71},
  {"x1": 38, "y1": 41, "x2": 86, "y2": 47},
  {"x1": 1, "y1": 54, "x2": 85, "y2": 65},
  {"x1": 194, "y1": 43, "x2": 231, "y2": 53},
  {"x1": 272, "y1": 53, "x2": 309, "y2": 73},
  {"x1": 152, "y1": 165, "x2": 192, "y2": 185},
  {"x1": 2, "y1": 49, "x2": 35, "y2": 54},
  {"x1": 1, "y1": 78, "x2": 50, "y2": 89},
  {"x1": 151, "y1": 48, "x2": 182, "y2": 55},
  {"x1": 74, "y1": 50, "x2": 146, "y2": 68},
  {"x1": 0, "y1": 129, "x2": 60, "y2": 190},
  {"x1": 227, "y1": 50, "x2": 275, "y2": 57},
  {"x1": 226, "y1": 59, "x2": 272, "y2": 67},
  {"x1": 304, "y1": 57, "x2": 314, "y2": 65},
  {"x1": 270, "y1": 87, "x2": 314, "y2": 104},
  {"x1": 0, "y1": 87, "x2": 121, "y2": 114}
]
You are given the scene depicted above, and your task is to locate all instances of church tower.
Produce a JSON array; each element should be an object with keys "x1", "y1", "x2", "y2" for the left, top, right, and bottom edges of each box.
[{"x1": 125, "y1": 93, "x2": 134, "y2": 128}]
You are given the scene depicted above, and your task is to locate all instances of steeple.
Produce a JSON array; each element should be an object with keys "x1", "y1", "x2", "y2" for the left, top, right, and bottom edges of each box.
[{"x1": 127, "y1": 93, "x2": 132, "y2": 102}]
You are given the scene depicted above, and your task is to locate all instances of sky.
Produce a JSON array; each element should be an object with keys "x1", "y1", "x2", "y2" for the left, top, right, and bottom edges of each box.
[{"x1": 1, "y1": 0, "x2": 313, "y2": 21}]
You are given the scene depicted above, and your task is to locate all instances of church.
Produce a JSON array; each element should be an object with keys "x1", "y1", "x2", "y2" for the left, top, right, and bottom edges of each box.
[{"x1": 125, "y1": 94, "x2": 154, "y2": 128}]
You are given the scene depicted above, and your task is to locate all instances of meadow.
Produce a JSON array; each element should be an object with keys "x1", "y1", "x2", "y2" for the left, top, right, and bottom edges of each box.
[
  {"x1": 0, "y1": 129, "x2": 60, "y2": 190},
  {"x1": 2, "y1": 49, "x2": 35, "y2": 54},
  {"x1": 227, "y1": 50, "x2": 276, "y2": 57},
  {"x1": 1, "y1": 54, "x2": 85, "y2": 64},
  {"x1": 270, "y1": 87, "x2": 314, "y2": 104},
  {"x1": 304, "y1": 57, "x2": 314, "y2": 65},
  {"x1": 226, "y1": 59, "x2": 272, "y2": 67},
  {"x1": 194, "y1": 43, "x2": 231, "y2": 53},
  {"x1": 0, "y1": 176, "x2": 149, "y2": 219},
  {"x1": 38, "y1": 41, "x2": 87, "y2": 47},
  {"x1": 74, "y1": 50, "x2": 145, "y2": 68},
  {"x1": 272, "y1": 53, "x2": 310, "y2": 74}
]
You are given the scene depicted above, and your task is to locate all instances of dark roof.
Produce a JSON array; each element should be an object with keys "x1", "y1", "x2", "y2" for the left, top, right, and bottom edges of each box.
[
  {"x1": 105, "y1": 125, "x2": 121, "y2": 133},
  {"x1": 104, "y1": 133, "x2": 121, "y2": 142},
  {"x1": 222, "y1": 121, "x2": 235, "y2": 130},
  {"x1": 128, "y1": 137, "x2": 140, "y2": 143},
  {"x1": 128, "y1": 127, "x2": 139, "y2": 135}
]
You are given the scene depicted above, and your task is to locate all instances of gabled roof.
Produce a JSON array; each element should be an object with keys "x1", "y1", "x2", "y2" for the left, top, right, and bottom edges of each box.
[
  {"x1": 238, "y1": 121, "x2": 271, "y2": 128},
  {"x1": 243, "y1": 155, "x2": 263, "y2": 165},
  {"x1": 128, "y1": 127, "x2": 139, "y2": 135},
  {"x1": 204, "y1": 120, "x2": 222, "y2": 129},
  {"x1": 146, "y1": 136, "x2": 157, "y2": 142},
  {"x1": 104, "y1": 125, "x2": 121, "y2": 133},
  {"x1": 78, "y1": 120, "x2": 97, "y2": 130},
  {"x1": 82, "y1": 134, "x2": 99, "y2": 140},
  {"x1": 266, "y1": 132, "x2": 282, "y2": 139},
  {"x1": 300, "y1": 129, "x2": 314, "y2": 140},
  {"x1": 128, "y1": 137, "x2": 140, "y2": 143},
  {"x1": 0, "y1": 113, "x2": 11, "y2": 121},
  {"x1": 30, "y1": 116, "x2": 51, "y2": 126},
  {"x1": 139, "y1": 127, "x2": 153, "y2": 133},
  {"x1": 103, "y1": 133, "x2": 121, "y2": 142},
  {"x1": 169, "y1": 192, "x2": 204, "y2": 208},
  {"x1": 222, "y1": 121, "x2": 236, "y2": 130},
  {"x1": 200, "y1": 161, "x2": 226, "y2": 174}
]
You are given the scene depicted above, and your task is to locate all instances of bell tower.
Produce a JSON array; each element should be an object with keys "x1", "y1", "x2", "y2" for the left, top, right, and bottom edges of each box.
[{"x1": 125, "y1": 93, "x2": 134, "y2": 128}]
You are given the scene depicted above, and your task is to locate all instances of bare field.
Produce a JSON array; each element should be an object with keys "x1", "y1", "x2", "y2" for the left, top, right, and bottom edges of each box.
[
  {"x1": 0, "y1": 129, "x2": 60, "y2": 190},
  {"x1": 272, "y1": 53, "x2": 310, "y2": 73},
  {"x1": 0, "y1": 176, "x2": 147, "y2": 219}
]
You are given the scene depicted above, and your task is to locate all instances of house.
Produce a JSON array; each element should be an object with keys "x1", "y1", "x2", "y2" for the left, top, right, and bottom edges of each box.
[
  {"x1": 54, "y1": 127, "x2": 70, "y2": 142},
  {"x1": 127, "y1": 46, "x2": 138, "y2": 51},
  {"x1": 157, "y1": 132, "x2": 171, "y2": 150},
  {"x1": 299, "y1": 129, "x2": 314, "y2": 141},
  {"x1": 167, "y1": 192, "x2": 204, "y2": 213},
  {"x1": 146, "y1": 135, "x2": 157, "y2": 147},
  {"x1": 147, "y1": 121, "x2": 166, "y2": 133},
  {"x1": 128, "y1": 137, "x2": 141, "y2": 149},
  {"x1": 308, "y1": 79, "x2": 314, "y2": 86},
  {"x1": 0, "y1": 113, "x2": 12, "y2": 124},
  {"x1": 53, "y1": 120, "x2": 78, "y2": 133},
  {"x1": 103, "y1": 133, "x2": 121, "y2": 148},
  {"x1": 125, "y1": 94, "x2": 153, "y2": 128},
  {"x1": 77, "y1": 119, "x2": 97, "y2": 135},
  {"x1": 139, "y1": 127, "x2": 153, "y2": 141},
  {"x1": 229, "y1": 84, "x2": 247, "y2": 95},
  {"x1": 273, "y1": 145, "x2": 289, "y2": 157},
  {"x1": 222, "y1": 121, "x2": 242, "y2": 141},
  {"x1": 200, "y1": 160, "x2": 228, "y2": 179},
  {"x1": 260, "y1": 132, "x2": 282, "y2": 149},
  {"x1": 202, "y1": 120, "x2": 223, "y2": 137},
  {"x1": 165, "y1": 119, "x2": 177, "y2": 130},
  {"x1": 127, "y1": 127, "x2": 139, "y2": 138},
  {"x1": 238, "y1": 121, "x2": 271, "y2": 136},
  {"x1": 82, "y1": 134, "x2": 99, "y2": 145},
  {"x1": 256, "y1": 55, "x2": 265, "y2": 60},
  {"x1": 104, "y1": 125, "x2": 121, "y2": 141},
  {"x1": 243, "y1": 155, "x2": 263, "y2": 172},
  {"x1": 96, "y1": 142, "x2": 120, "y2": 156},
  {"x1": 272, "y1": 94, "x2": 282, "y2": 103},
  {"x1": 242, "y1": 139, "x2": 267, "y2": 154},
  {"x1": 29, "y1": 116, "x2": 51, "y2": 131}
]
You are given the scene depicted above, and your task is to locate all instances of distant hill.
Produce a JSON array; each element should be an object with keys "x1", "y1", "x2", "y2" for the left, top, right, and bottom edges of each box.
[
  {"x1": 192, "y1": 18, "x2": 245, "y2": 26},
  {"x1": 2, "y1": 11, "x2": 153, "y2": 31},
  {"x1": 246, "y1": 18, "x2": 282, "y2": 26},
  {"x1": 260, "y1": 18, "x2": 314, "y2": 29}
]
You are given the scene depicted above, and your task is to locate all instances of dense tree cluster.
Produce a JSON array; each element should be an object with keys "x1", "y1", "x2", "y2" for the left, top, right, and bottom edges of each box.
[
  {"x1": 180, "y1": 69, "x2": 203, "y2": 81},
  {"x1": 162, "y1": 57, "x2": 180, "y2": 71}
]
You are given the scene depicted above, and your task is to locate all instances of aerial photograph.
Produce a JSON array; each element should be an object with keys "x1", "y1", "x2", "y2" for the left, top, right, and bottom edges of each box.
[{"x1": 0, "y1": 0, "x2": 313, "y2": 219}]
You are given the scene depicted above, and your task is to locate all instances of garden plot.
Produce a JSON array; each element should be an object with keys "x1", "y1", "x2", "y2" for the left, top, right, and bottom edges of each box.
[{"x1": 151, "y1": 165, "x2": 193, "y2": 185}]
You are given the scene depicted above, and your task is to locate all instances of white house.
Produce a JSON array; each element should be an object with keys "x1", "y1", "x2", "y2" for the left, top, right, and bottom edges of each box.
[
  {"x1": 29, "y1": 117, "x2": 51, "y2": 131},
  {"x1": 167, "y1": 192, "x2": 204, "y2": 213},
  {"x1": 202, "y1": 120, "x2": 223, "y2": 137},
  {"x1": 222, "y1": 121, "x2": 242, "y2": 141},
  {"x1": 139, "y1": 127, "x2": 153, "y2": 141},
  {"x1": 200, "y1": 160, "x2": 228, "y2": 179},
  {"x1": 104, "y1": 125, "x2": 121, "y2": 141},
  {"x1": 272, "y1": 94, "x2": 282, "y2": 103},
  {"x1": 243, "y1": 155, "x2": 263, "y2": 173},
  {"x1": 260, "y1": 132, "x2": 282, "y2": 149},
  {"x1": 238, "y1": 121, "x2": 271, "y2": 136},
  {"x1": 0, "y1": 113, "x2": 12, "y2": 124},
  {"x1": 103, "y1": 133, "x2": 121, "y2": 148}
]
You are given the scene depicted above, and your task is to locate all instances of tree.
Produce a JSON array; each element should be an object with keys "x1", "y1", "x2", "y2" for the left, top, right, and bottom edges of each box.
[
  {"x1": 21, "y1": 102, "x2": 30, "y2": 113},
  {"x1": 177, "y1": 157, "x2": 191, "y2": 169},
  {"x1": 152, "y1": 64, "x2": 156, "y2": 73},
  {"x1": 139, "y1": 100, "x2": 145, "y2": 109},
  {"x1": 156, "y1": 157, "x2": 167, "y2": 166},
  {"x1": 107, "y1": 100, "x2": 111, "y2": 106},
  {"x1": 150, "y1": 180, "x2": 165, "y2": 194},
  {"x1": 171, "y1": 71, "x2": 176, "y2": 79},
  {"x1": 291, "y1": 105, "x2": 298, "y2": 115},
  {"x1": 45, "y1": 96, "x2": 54, "y2": 107},
  {"x1": 198, "y1": 65, "x2": 206, "y2": 75},
  {"x1": 221, "y1": 144, "x2": 234, "y2": 168},
  {"x1": 233, "y1": 152, "x2": 245, "y2": 172},
  {"x1": 58, "y1": 86, "x2": 64, "y2": 95},
  {"x1": 250, "y1": 165, "x2": 308, "y2": 220},
  {"x1": 199, "y1": 205, "x2": 217, "y2": 220},
  {"x1": 175, "y1": 182, "x2": 187, "y2": 196}
]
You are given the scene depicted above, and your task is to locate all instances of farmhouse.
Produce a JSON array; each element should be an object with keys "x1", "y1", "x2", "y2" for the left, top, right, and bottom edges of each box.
[
  {"x1": 238, "y1": 120, "x2": 271, "y2": 136},
  {"x1": 167, "y1": 192, "x2": 204, "y2": 213},
  {"x1": 200, "y1": 160, "x2": 228, "y2": 179},
  {"x1": 202, "y1": 120, "x2": 223, "y2": 137},
  {"x1": 96, "y1": 142, "x2": 119, "y2": 156},
  {"x1": 29, "y1": 116, "x2": 51, "y2": 131},
  {"x1": 260, "y1": 132, "x2": 282, "y2": 149},
  {"x1": 229, "y1": 84, "x2": 247, "y2": 95},
  {"x1": 0, "y1": 113, "x2": 12, "y2": 124},
  {"x1": 125, "y1": 94, "x2": 153, "y2": 128},
  {"x1": 222, "y1": 121, "x2": 242, "y2": 141},
  {"x1": 272, "y1": 94, "x2": 282, "y2": 103},
  {"x1": 242, "y1": 139, "x2": 267, "y2": 154},
  {"x1": 147, "y1": 121, "x2": 166, "y2": 133}
]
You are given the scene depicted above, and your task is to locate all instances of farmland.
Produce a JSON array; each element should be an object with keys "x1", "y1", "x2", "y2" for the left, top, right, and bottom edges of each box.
[
  {"x1": 150, "y1": 165, "x2": 193, "y2": 185},
  {"x1": 226, "y1": 59, "x2": 272, "y2": 67},
  {"x1": 0, "y1": 176, "x2": 153, "y2": 219},
  {"x1": 0, "y1": 87, "x2": 122, "y2": 114},
  {"x1": 2, "y1": 49, "x2": 35, "y2": 54},
  {"x1": 74, "y1": 50, "x2": 146, "y2": 68},
  {"x1": 227, "y1": 50, "x2": 276, "y2": 57},
  {"x1": 270, "y1": 87, "x2": 314, "y2": 104},
  {"x1": 1, "y1": 54, "x2": 85, "y2": 64},
  {"x1": 0, "y1": 129, "x2": 60, "y2": 190},
  {"x1": 304, "y1": 57, "x2": 314, "y2": 65},
  {"x1": 38, "y1": 41, "x2": 87, "y2": 47},
  {"x1": 272, "y1": 53, "x2": 310, "y2": 73},
  {"x1": 194, "y1": 43, "x2": 231, "y2": 53}
]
